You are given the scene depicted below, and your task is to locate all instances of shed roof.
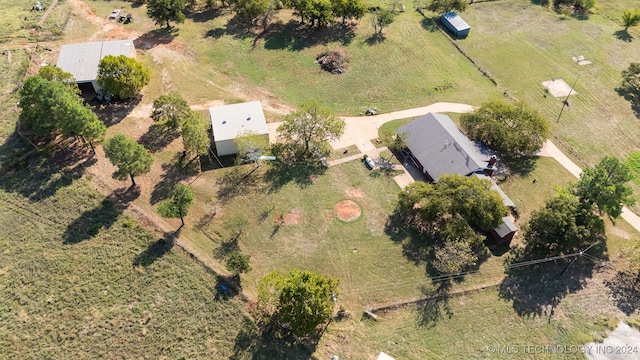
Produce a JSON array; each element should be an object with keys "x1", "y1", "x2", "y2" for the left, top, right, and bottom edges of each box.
[
  {"x1": 493, "y1": 216, "x2": 518, "y2": 238},
  {"x1": 397, "y1": 113, "x2": 494, "y2": 181},
  {"x1": 209, "y1": 101, "x2": 269, "y2": 141},
  {"x1": 56, "y1": 40, "x2": 135, "y2": 83},
  {"x1": 442, "y1": 12, "x2": 471, "y2": 31}
]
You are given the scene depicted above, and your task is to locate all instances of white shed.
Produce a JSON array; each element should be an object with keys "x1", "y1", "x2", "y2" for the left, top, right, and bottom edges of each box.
[
  {"x1": 209, "y1": 101, "x2": 269, "y2": 156},
  {"x1": 56, "y1": 39, "x2": 136, "y2": 93}
]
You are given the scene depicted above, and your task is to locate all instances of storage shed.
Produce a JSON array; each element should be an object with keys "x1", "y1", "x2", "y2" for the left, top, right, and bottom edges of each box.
[
  {"x1": 209, "y1": 101, "x2": 269, "y2": 156},
  {"x1": 56, "y1": 40, "x2": 136, "y2": 94},
  {"x1": 441, "y1": 11, "x2": 471, "y2": 38}
]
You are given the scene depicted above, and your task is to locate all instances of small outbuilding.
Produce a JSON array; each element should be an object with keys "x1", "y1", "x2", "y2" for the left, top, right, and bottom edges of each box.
[
  {"x1": 209, "y1": 101, "x2": 269, "y2": 156},
  {"x1": 441, "y1": 11, "x2": 471, "y2": 38},
  {"x1": 56, "y1": 40, "x2": 136, "y2": 94}
]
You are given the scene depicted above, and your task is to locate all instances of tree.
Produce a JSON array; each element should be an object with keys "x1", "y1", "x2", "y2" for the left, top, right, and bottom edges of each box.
[
  {"x1": 181, "y1": 111, "x2": 209, "y2": 160},
  {"x1": 158, "y1": 183, "x2": 195, "y2": 227},
  {"x1": 573, "y1": 156, "x2": 635, "y2": 219},
  {"x1": 226, "y1": 251, "x2": 252, "y2": 275},
  {"x1": 617, "y1": 62, "x2": 640, "y2": 107},
  {"x1": 308, "y1": 0, "x2": 334, "y2": 27},
  {"x1": 103, "y1": 135, "x2": 154, "y2": 187},
  {"x1": 287, "y1": 0, "x2": 313, "y2": 25},
  {"x1": 622, "y1": 10, "x2": 640, "y2": 30},
  {"x1": 147, "y1": 0, "x2": 186, "y2": 28},
  {"x1": 233, "y1": 0, "x2": 272, "y2": 24},
  {"x1": 234, "y1": 130, "x2": 270, "y2": 164},
  {"x1": 38, "y1": 65, "x2": 79, "y2": 94},
  {"x1": 427, "y1": 0, "x2": 468, "y2": 14},
  {"x1": 523, "y1": 194, "x2": 603, "y2": 256},
  {"x1": 96, "y1": 55, "x2": 151, "y2": 100},
  {"x1": 371, "y1": 8, "x2": 394, "y2": 38},
  {"x1": 151, "y1": 92, "x2": 190, "y2": 128},
  {"x1": 431, "y1": 217, "x2": 483, "y2": 275},
  {"x1": 258, "y1": 270, "x2": 339, "y2": 337},
  {"x1": 277, "y1": 101, "x2": 345, "y2": 154},
  {"x1": 19, "y1": 75, "x2": 106, "y2": 149},
  {"x1": 331, "y1": 0, "x2": 366, "y2": 25},
  {"x1": 460, "y1": 100, "x2": 550, "y2": 157}
]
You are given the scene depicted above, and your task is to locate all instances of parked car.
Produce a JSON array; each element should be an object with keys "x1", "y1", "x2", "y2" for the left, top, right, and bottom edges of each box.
[
  {"x1": 108, "y1": 9, "x2": 121, "y2": 20},
  {"x1": 363, "y1": 155, "x2": 375, "y2": 170}
]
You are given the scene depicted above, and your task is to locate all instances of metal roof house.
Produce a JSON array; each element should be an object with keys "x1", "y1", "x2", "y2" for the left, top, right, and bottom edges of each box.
[
  {"x1": 397, "y1": 112, "x2": 496, "y2": 182},
  {"x1": 441, "y1": 11, "x2": 471, "y2": 38},
  {"x1": 209, "y1": 101, "x2": 269, "y2": 156},
  {"x1": 56, "y1": 40, "x2": 136, "y2": 93},
  {"x1": 397, "y1": 113, "x2": 517, "y2": 243}
]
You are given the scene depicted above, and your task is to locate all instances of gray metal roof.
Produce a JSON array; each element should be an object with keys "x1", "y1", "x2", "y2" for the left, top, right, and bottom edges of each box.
[
  {"x1": 209, "y1": 101, "x2": 269, "y2": 142},
  {"x1": 493, "y1": 216, "x2": 517, "y2": 238},
  {"x1": 397, "y1": 113, "x2": 494, "y2": 181},
  {"x1": 472, "y1": 173, "x2": 516, "y2": 209},
  {"x1": 442, "y1": 12, "x2": 471, "y2": 31},
  {"x1": 56, "y1": 40, "x2": 135, "y2": 83}
]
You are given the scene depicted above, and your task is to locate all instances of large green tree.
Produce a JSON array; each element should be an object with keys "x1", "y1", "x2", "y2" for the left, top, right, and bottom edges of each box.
[
  {"x1": 96, "y1": 55, "x2": 151, "y2": 100},
  {"x1": 427, "y1": 0, "x2": 468, "y2": 14},
  {"x1": 573, "y1": 156, "x2": 634, "y2": 219},
  {"x1": 258, "y1": 270, "x2": 339, "y2": 337},
  {"x1": 331, "y1": 0, "x2": 366, "y2": 24},
  {"x1": 103, "y1": 135, "x2": 154, "y2": 187},
  {"x1": 234, "y1": 130, "x2": 270, "y2": 164},
  {"x1": 151, "y1": 92, "x2": 190, "y2": 128},
  {"x1": 523, "y1": 194, "x2": 603, "y2": 256},
  {"x1": 371, "y1": 8, "x2": 395, "y2": 37},
  {"x1": 460, "y1": 100, "x2": 549, "y2": 157},
  {"x1": 158, "y1": 183, "x2": 195, "y2": 227},
  {"x1": 37, "y1": 65, "x2": 79, "y2": 94},
  {"x1": 277, "y1": 101, "x2": 345, "y2": 154},
  {"x1": 181, "y1": 111, "x2": 210, "y2": 160},
  {"x1": 19, "y1": 75, "x2": 106, "y2": 150},
  {"x1": 431, "y1": 217, "x2": 483, "y2": 275},
  {"x1": 233, "y1": 0, "x2": 272, "y2": 24},
  {"x1": 617, "y1": 62, "x2": 640, "y2": 107},
  {"x1": 147, "y1": 0, "x2": 186, "y2": 28}
]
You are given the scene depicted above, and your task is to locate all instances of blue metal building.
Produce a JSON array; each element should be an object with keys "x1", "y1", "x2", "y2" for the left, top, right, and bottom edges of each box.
[{"x1": 441, "y1": 11, "x2": 471, "y2": 38}]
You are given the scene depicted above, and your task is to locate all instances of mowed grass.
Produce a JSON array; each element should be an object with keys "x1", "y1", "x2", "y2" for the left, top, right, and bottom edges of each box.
[
  {"x1": 0, "y1": 0, "x2": 72, "y2": 42},
  {"x1": 318, "y1": 287, "x2": 613, "y2": 360},
  {"x1": 188, "y1": 161, "x2": 433, "y2": 310},
  {"x1": 0, "y1": 47, "x2": 29, "y2": 142},
  {"x1": 0, "y1": 170, "x2": 277, "y2": 359},
  {"x1": 458, "y1": 0, "x2": 640, "y2": 166}
]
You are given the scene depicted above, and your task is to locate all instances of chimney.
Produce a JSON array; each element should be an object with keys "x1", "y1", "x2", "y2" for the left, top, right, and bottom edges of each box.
[{"x1": 488, "y1": 155, "x2": 497, "y2": 166}]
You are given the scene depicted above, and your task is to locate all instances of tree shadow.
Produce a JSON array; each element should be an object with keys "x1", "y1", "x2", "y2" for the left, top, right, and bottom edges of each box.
[
  {"x1": 139, "y1": 123, "x2": 180, "y2": 153},
  {"x1": 605, "y1": 269, "x2": 640, "y2": 315},
  {"x1": 615, "y1": 87, "x2": 640, "y2": 118},
  {"x1": 186, "y1": 7, "x2": 226, "y2": 23},
  {"x1": 63, "y1": 186, "x2": 140, "y2": 244},
  {"x1": 90, "y1": 95, "x2": 142, "y2": 127},
  {"x1": 0, "y1": 144, "x2": 96, "y2": 202},
  {"x1": 364, "y1": 33, "x2": 387, "y2": 45},
  {"x1": 132, "y1": 230, "x2": 179, "y2": 267},
  {"x1": 151, "y1": 160, "x2": 198, "y2": 204},
  {"x1": 230, "y1": 317, "x2": 318, "y2": 359},
  {"x1": 263, "y1": 143, "x2": 328, "y2": 192},
  {"x1": 205, "y1": 14, "x2": 256, "y2": 41},
  {"x1": 499, "y1": 239, "x2": 608, "y2": 318},
  {"x1": 262, "y1": 20, "x2": 356, "y2": 51},
  {"x1": 134, "y1": 27, "x2": 179, "y2": 50},
  {"x1": 420, "y1": 17, "x2": 440, "y2": 33},
  {"x1": 416, "y1": 281, "x2": 453, "y2": 328},
  {"x1": 614, "y1": 29, "x2": 633, "y2": 42},
  {"x1": 214, "y1": 238, "x2": 239, "y2": 259},
  {"x1": 502, "y1": 155, "x2": 538, "y2": 176},
  {"x1": 215, "y1": 274, "x2": 242, "y2": 300},
  {"x1": 216, "y1": 164, "x2": 264, "y2": 203}
]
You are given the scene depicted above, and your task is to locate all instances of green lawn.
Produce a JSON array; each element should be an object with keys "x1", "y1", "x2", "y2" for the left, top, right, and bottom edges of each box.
[{"x1": 0, "y1": 0, "x2": 72, "y2": 42}]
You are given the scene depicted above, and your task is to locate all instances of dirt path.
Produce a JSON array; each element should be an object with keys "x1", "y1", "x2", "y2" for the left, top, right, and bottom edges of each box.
[{"x1": 37, "y1": 0, "x2": 59, "y2": 26}]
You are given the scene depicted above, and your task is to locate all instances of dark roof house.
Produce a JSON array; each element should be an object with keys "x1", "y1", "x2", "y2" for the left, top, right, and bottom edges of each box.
[
  {"x1": 441, "y1": 12, "x2": 471, "y2": 38},
  {"x1": 397, "y1": 113, "x2": 517, "y2": 243},
  {"x1": 397, "y1": 112, "x2": 496, "y2": 182}
]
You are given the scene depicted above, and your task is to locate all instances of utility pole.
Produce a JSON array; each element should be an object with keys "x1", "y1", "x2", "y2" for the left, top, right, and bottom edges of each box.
[{"x1": 557, "y1": 75, "x2": 580, "y2": 123}]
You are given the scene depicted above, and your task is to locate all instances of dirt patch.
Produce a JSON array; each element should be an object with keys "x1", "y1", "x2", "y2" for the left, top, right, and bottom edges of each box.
[
  {"x1": 345, "y1": 188, "x2": 364, "y2": 198},
  {"x1": 283, "y1": 212, "x2": 301, "y2": 225},
  {"x1": 334, "y1": 200, "x2": 361, "y2": 222},
  {"x1": 541, "y1": 78, "x2": 578, "y2": 98}
]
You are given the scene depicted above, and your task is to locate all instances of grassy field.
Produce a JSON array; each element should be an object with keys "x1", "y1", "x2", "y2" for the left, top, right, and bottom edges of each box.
[
  {"x1": 0, "y1": 172, "x2": 297, "y2": 358},
  {"x1": 0, "y1": 0, "x2": 72, "y2": 43}
]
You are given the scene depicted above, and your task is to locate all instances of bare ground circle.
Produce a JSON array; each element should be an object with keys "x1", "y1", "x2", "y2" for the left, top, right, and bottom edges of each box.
[{"x1": 334, "y1": 200, "x2": 361, "y2": 222}]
